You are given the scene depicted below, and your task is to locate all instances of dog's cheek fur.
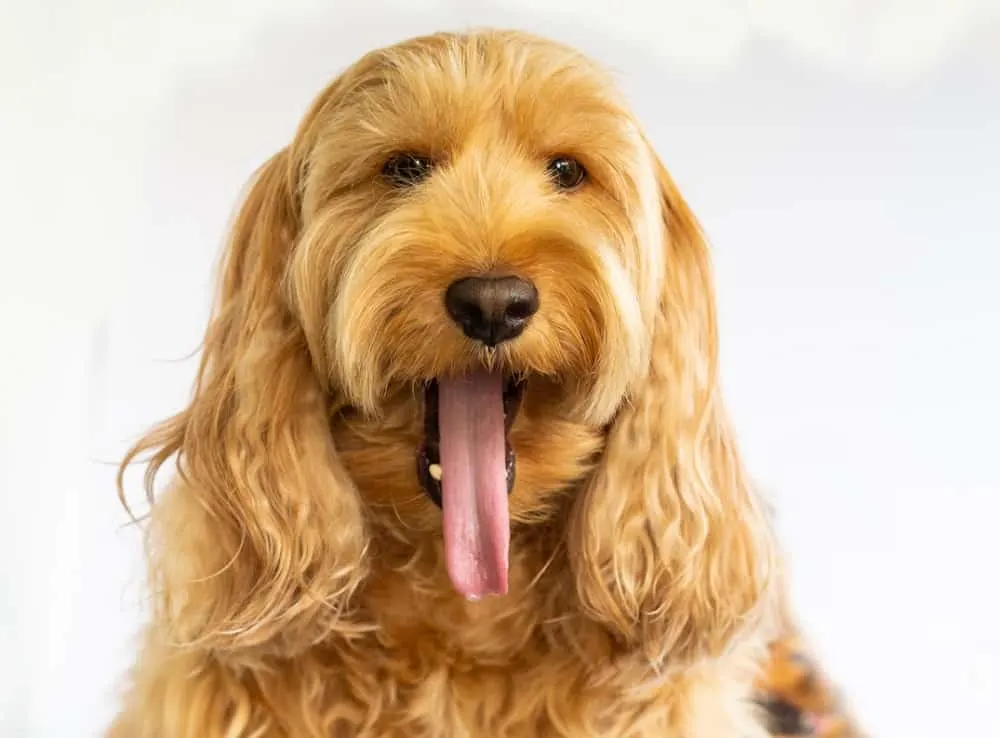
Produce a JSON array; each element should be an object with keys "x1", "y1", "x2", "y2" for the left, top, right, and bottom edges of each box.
[{"x1": 569, "y1": 153, "x2": 780, "y2": 671}]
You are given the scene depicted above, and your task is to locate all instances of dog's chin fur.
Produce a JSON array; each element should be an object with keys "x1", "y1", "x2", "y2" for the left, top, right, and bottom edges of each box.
[{"x1": 112, "y1": 29, "x2": 784, "y2": 738}]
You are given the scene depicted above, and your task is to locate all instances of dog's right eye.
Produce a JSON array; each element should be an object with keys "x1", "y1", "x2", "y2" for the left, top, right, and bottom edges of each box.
[{"x1": 382, "y1": 153, "x2": 434, "y2": 187}]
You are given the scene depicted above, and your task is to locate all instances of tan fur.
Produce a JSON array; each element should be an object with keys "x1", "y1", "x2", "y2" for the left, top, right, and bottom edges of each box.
[{"x1": 112, "y1": 30, "x2": 783, "y2": 737}]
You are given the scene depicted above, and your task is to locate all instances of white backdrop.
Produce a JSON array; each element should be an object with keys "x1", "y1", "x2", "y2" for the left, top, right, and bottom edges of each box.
[{"x1": 2, "y1": 1, "x2": 999, "y2": 737}]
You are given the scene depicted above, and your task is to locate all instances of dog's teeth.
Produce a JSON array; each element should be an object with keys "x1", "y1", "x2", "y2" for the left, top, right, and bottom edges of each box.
[{"x1": 428, "y1": 464, "x2": 443, "y2": 481}]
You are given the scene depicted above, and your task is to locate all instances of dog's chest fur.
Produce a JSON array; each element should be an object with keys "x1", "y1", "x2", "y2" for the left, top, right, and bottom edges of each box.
[{"x1": 281, "y1": 555, "x2": 769, "y2": 738}]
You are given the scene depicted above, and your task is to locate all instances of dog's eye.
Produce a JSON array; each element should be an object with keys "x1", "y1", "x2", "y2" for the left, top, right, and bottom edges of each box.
[
  {"x1": 546, "y1": 156, "x2": 587, "y2": 190},
  {"x1": 382, "y1": 153, "x2": 434, "y2": 187}
]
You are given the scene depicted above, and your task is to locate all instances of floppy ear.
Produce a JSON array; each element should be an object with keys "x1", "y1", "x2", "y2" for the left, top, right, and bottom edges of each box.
[
  {"x1": 119, "y1": 148, "x2": 369, "y2": 661},
  {"x1": 569, "y1": 153, "x2": 777, "y2": 669}
]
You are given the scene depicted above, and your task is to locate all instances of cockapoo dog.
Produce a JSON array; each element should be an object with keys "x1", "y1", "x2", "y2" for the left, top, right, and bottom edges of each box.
[{"x1": 112, "y1": 29, "x2": 792, "y2": 737}]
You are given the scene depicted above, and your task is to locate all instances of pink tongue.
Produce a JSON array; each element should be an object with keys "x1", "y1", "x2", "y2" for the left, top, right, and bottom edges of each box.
[{"x1": 438, "y1": 370, "x2": 510, "y2": 600}]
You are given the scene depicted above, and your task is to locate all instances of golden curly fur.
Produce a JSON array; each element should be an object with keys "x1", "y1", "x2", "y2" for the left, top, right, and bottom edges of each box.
[{"x1": 112, "y1": 29, "x2": 785, "y2": 737}]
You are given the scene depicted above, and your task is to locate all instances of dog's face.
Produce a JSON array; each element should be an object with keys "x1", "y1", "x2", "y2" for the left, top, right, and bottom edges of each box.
[
  {"x1": 127, "y1": 29, "x2": 773, "y2": 658},
  {"x1": 279, "y1": 32, "x2": 665, "y2": 593},
  {"x1": 296, "y1": 34, "x2": 660, "y2": 417}
]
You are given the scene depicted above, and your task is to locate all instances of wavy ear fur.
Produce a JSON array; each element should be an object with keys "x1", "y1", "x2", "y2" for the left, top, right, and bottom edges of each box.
[
  {"x1": 569, "y1": 153, "x2": 777, "y2": 669},
  {"x1": 119, "y1": 147, "x2": 369, "y2": 661}
]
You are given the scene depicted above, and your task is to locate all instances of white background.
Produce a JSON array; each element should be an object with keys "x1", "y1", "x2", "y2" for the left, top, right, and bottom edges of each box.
[{"x1": 2, "y1": 1, "x2": 999, "y2": 736}]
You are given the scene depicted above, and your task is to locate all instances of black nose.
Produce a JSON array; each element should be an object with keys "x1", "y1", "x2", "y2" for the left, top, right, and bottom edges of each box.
[{"x1": 445, "y1": 276, "x2": 539, "y2": 347}]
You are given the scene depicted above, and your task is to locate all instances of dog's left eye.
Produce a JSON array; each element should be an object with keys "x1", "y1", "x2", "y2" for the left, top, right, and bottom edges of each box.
[
  {"x1": 546, "y1": 156, "x2": 587, "y2": 190},
  {"x1": 382, "y1": 153, "x2": 434, "y2": 187}
]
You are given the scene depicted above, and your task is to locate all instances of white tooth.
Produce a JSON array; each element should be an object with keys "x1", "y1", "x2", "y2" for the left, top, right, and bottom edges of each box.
[{"x1": 428, "y1": 463, "x2": 442, "y2": 481}]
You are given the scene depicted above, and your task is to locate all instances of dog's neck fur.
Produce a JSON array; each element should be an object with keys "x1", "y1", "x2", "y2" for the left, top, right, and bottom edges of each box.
[{"x1": 356, "y1": 504, "x2": 614, "y2": 665}]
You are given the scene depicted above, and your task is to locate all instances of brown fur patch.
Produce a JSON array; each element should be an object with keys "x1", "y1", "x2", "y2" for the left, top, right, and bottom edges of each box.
[{"x1": 754, "y1": 634, "x2": 865, "y2": 738}]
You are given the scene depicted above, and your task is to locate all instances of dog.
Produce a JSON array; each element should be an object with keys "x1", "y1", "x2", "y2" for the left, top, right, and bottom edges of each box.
[{"x1": 112, "y1": 29, "x2": 789, "y2": 737}]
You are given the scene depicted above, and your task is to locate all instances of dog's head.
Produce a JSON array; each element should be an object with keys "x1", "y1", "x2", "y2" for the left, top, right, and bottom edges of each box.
[{"x1": 125, "y1": 30, "x2": 775, "y2": 668}]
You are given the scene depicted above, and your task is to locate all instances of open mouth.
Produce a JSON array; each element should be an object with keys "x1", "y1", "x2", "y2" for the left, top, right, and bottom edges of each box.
[
  {"x1": 414, "y1": 369, "x2": 525, "y2": 598},
  {"x1": 417, "y1": 375, "x2": 524, "y2": 507}
]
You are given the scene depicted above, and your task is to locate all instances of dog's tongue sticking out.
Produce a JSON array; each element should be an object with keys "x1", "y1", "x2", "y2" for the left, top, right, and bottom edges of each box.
[{"x1": 438, "y1": 370, "x2": 510, "y2": 600}]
